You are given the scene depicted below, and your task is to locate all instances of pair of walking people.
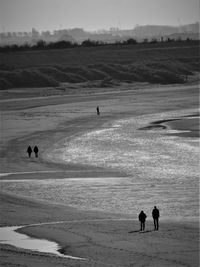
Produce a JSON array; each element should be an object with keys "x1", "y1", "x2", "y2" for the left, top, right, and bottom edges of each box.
[
  {"x1": 138, "y1": 206, "x2": 159, "y2": 231},
  {"x1": 27, "y1": 145, "x2": 39, "y2": 158}
]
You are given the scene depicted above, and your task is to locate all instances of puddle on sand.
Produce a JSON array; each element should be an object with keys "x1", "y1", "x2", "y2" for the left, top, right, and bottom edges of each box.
[{"x1": 0, "y1": 226, "x2": 84, "y2": 260}]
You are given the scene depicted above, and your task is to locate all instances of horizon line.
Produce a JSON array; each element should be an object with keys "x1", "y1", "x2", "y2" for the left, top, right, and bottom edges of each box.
[{"x1": 1, "y1": 21, "x2": 199, "y2": 34}]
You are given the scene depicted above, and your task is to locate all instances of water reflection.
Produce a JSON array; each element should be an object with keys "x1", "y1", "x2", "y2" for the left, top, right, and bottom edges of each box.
[
  {"x1": 1, "y1": 110, "x2": 199, "y2": 220},
  {"x1": 0, "y1": 226, "x2": 83, "y2": 260}
]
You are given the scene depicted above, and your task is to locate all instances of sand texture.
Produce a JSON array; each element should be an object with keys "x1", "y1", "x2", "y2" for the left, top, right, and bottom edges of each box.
[{"x1": 0, "y1": 83, "x2": 199, "y2": 266}]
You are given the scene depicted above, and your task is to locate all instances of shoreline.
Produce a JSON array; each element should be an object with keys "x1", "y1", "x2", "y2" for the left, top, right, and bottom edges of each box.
[
  {"x1": 0, "y1": 191, "x2": 199, "y2": 267},
  {"x1": 1, "y1": 107, "x2": 199, "y2": 179},
  {"x1": 139, "y1": 112, "x2": 199, "y2": 138},
  {"x1": 0, "y1": 112, "x2": 129, "y2": 179},
  {"x1": 0, "y1": 224, "x2": 86, "y2": 260},
  {"x1": 0, "y1": 84, "x2": 199, "y2": 266}
]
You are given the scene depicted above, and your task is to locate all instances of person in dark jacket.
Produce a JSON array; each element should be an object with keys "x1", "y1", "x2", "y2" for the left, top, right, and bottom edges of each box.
[
  {"x1": 138, "y1": 210, "x2": 147, "y2": 231},
  {"x1": 152, "y1": 206, "x2": 160, "y2": 230},
  {"x1": 33, "y1": 146, "x2": 39, "y2": 158},
  {"x1": 96, "y1": 106, "x2": 100, "y2": 116},
  {"x1": 27, "y1": 146, "x2": 32, "y2": 158}
]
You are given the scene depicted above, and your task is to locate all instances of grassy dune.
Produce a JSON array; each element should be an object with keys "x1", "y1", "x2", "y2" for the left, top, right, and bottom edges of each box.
[{"x1": 0, "y1": 41, "x2": 199, "y2": 89}]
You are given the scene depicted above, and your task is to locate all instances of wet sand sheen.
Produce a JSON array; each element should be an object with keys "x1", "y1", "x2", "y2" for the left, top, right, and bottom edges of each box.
[
  {"x1": 1, "y1": 110, "x2": 199, "y2": 219},
  {"x1": 0, "y1": 191, "x2": 199, "y2": 267},
  {"x1": 165, "y1": 117, "x2": 199, "y2": 138},
  {"x1": 142, "y1": 114, "x2": 199, "y2": 138},
  {"x1": 0, "y1": 84, "x2": 199, "y2": 266},
  {"x1": 39, "y1": 110, "x2": 199, "y2": 220}
]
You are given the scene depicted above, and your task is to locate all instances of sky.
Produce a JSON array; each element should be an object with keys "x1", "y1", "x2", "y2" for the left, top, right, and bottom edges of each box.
[{"x1": 0, "y1": 0, "x2": 199, "y2": 32}]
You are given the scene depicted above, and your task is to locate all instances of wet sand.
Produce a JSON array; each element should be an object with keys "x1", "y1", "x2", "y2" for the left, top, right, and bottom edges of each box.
[
  {"x1": 1, "y1": 191, "x2": 199, "y2": 267},
  {"x1": 165, "y1": 116, "x2": 199, "y2": 138},
  {"x1": 0, "y1": 84, "x2": 199, "y2": 266},
  {"x1": 139, "y1": 113, "x2": 199, "y2": 138}
]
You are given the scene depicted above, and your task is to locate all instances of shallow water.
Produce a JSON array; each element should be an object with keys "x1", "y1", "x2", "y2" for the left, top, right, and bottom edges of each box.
[
  {"x1": 0, "y1": 226, "x2": 83, "y2": 259},
  {"x1": 1, "y1": 110, "x2": 199, "y2": 220}
]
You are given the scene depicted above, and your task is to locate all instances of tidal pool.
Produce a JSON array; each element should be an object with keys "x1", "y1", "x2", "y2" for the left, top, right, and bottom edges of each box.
[{"x1": 0, "y1": 225, "x2": 84, "y2": 260}]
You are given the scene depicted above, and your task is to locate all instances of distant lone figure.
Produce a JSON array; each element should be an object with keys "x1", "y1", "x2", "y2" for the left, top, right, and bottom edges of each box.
[
  {"x1": 138, "y1": 210, "x2": 147, "y2": 231},
  {"x1": 33, "y1": 146, "x2": 39, "y2": 158},
  {"x1": 96, "y1": 106, "x2": 100, "y2": 116},
  {"x1": 152, "y1": 206, "x2": 160, "y2": 230},
  {"x1": 27, "y1": 146, "x2": 32, "y2": 158}
]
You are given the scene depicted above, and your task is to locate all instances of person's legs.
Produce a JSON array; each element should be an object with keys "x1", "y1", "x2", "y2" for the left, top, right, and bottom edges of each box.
[
  {"x1": 142, "y1": 222, "x2": 144, "y2": 231},
  {"x1": 153, "y1": 218, "x2": 156, "y2": 230},
  {"x1": 140, "y1": 221, "x2": 142, "y2": 231},
  {"x1": 156, "y1": 218, "x2": 159, "y2": 230}
]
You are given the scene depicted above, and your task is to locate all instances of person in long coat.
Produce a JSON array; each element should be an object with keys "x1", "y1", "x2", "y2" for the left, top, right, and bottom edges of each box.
[
  {"x1": 27, "y1": 146, "x2": 32, "y2": 158},
  {"x1": 96, "y1": 106, "x2": 100, "y2": 116},
  {"x1": 138, "y1": 210, "x2": 147, "y2": 231},
  {"x1": 152, "y1": 206, "x2": 160, "y2": 230},
  {"x1": 33, "y1": 146, "x2": 39, "y2": 158}
]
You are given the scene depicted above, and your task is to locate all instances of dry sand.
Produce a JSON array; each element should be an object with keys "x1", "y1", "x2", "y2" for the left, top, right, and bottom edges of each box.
[{"x1": 0, "y1": 83, "x2": 199, "y2": 266}]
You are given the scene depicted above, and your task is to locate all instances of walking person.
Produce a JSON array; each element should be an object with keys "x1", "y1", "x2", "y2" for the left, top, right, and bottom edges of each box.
[
  {"x1": 33, "y1": 145, "x2": 39, "y2": 158},
  {"x1": 27, "y1": 145, "x2": 32, "y2": 158},
  {"x1": 96, "y1": 106, "x2": 100, "y2": 116},
  {"x1": 138, "y1": 210, "x2": 147, "y2": 231},
  {"x1": 152, "y1": 206, "x2": 160, "y2": 230}
]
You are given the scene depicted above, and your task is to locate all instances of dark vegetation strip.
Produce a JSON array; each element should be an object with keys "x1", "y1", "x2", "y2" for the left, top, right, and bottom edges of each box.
[
  {"x1": 0, "y1": 40, "x2": 199, "y2": 90},
  {"x1": 0, "y1": 38, "x2": 198, "y2": 53}
]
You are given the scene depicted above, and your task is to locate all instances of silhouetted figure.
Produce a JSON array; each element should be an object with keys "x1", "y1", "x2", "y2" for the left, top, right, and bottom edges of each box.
[
  {"x1": 138, "y1": 210, "x2": 147, "y2": 231},
  {"x1": 96, "y1": 106, "x2": 100, "y2": 116},
  {"x1": 27, "y1": 146, "x2": 32, "y2": 158},
  {"x1": 152, "y1": 206, "x2": 160, "y2": 230},
  {"x1": 33, "y1": 146, "x2": 39, "y2": 158}
]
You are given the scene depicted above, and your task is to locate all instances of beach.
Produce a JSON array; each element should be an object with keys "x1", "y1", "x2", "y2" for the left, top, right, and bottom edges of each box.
[{"x1": 0, "y1": 83, "x2": 199, "y2": 266}]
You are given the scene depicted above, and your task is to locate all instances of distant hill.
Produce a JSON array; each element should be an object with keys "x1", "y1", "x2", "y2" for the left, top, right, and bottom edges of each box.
[
  {"x1": 65, "y1": 23, "x2": 200, "y2": 42},
  {"x1": 66, "y1": 23, "x2": 199, "y2": 42},
  {"x1": 166, "y1": 32, "x2": 199, "y2": 41},
  {"x1": 131, "y1": 23, "x2": 199, "y2": 41},
  {"x1": 133, "y1": 25, "x2": 177, "y2": 37}
]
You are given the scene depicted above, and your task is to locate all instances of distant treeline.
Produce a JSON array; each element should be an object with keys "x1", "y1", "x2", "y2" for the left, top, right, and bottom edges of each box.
[{"x1": 0, "y1": 37, "x2": 196, "y2": 52}]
